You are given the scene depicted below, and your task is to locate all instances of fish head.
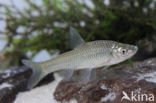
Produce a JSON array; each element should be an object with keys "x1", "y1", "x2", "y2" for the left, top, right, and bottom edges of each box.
[{"x1": 110, "y1": 42, "x2": 138, "y2": 64}]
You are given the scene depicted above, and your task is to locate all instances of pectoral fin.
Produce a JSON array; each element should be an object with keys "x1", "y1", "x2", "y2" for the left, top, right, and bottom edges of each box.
[
  {"x1": 102, "y1": 66, "x2": 110, "y2": 70},
  {"x1": 69, "y1": 27, "x2": 85, "y2": 49}
]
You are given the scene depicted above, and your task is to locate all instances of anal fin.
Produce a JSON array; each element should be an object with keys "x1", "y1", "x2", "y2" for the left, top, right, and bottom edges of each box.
[
  {"x1": 57, "y1": 69, "x2": 74, "y2": 81},
  {"x1": 73, "y1": 69, "x2": 92, "y2": 83}
]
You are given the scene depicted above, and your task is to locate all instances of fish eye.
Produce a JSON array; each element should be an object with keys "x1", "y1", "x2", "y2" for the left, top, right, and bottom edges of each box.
[{"x1": 122, "y1": 49, "x2": 126, "y2": 54}]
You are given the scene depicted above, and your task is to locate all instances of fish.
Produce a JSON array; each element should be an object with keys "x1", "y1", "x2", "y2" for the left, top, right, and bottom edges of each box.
[{"x1": 22, "y1": 27, "x2": 138, "y2": 89}]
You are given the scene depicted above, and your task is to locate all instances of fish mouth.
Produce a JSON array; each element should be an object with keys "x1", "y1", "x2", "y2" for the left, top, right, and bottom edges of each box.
[
  {"x1": 131, "y1": 45, "x2": 138, "y2": 57},
  {"x1": 128, "y1": 45, "x2": 138, "y2": 57},
  {"x1": 134, "y1": 46, "x2": 138, "y2": 51}
]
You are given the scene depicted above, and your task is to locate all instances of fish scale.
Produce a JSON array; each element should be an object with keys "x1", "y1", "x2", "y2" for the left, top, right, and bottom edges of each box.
[
  {"x1": 42, "y1": 41, "x2": 117, "y2": 72},
  {"x1": 22, "y1": 27, "x2": 138, "y2": 89}
]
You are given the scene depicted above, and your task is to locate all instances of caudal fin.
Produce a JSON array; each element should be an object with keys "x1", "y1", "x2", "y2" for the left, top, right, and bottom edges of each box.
[{"x1": 22, "y1": 60, "x2": 48, "y2": 89}]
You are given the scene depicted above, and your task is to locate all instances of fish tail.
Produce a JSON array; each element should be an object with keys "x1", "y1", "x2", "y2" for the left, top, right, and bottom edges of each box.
[{"x1": 22, "y1": 59, "x2": 48, "y2": 89}]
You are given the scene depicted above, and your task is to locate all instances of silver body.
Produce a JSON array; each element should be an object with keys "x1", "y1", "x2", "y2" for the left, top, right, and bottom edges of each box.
[
  {"x1": 22, "y1": 27, "x2": 138, "y2": 89},
  {"x1": 41, "y1": 40, "x2": 137, "y2": 73}
]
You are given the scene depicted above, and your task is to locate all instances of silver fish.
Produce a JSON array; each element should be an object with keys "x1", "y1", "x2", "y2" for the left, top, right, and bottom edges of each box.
[{"x1": 22, "y1": 27, "x2": 138, "y2": 89}]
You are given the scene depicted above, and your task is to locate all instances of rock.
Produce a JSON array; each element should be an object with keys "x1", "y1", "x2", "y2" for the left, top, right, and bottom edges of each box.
[
  {"x1": 0, "y1": 58, "x2": 156, "y2": 103},
  {"x1": 0, "y1": 66, "x2": 54, "y2": 103},
  {"x1": 0, "y1": 67, "x2": 31, "y2": 103},
  {"x1": 14, "y1": 74, "x2": 62, "y2": 103},
  {"x1": 54, "y1": 58, "x2": 156, "y2": 103}
]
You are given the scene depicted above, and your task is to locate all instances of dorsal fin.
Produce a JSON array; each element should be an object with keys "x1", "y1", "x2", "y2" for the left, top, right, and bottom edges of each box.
[{"x1": 69, "y1": 27, "x2": 85, "y2": 49}]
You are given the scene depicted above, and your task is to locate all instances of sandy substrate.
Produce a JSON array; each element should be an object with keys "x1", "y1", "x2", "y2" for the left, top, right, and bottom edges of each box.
[{"x1": 13, "y1": 74, "x2": 77, "y2": 103}]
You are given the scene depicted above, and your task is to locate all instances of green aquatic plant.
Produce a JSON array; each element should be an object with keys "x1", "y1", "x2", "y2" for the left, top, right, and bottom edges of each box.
[{"x1": 0, "y1": 0, "x2": 155, "y2": 67}]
